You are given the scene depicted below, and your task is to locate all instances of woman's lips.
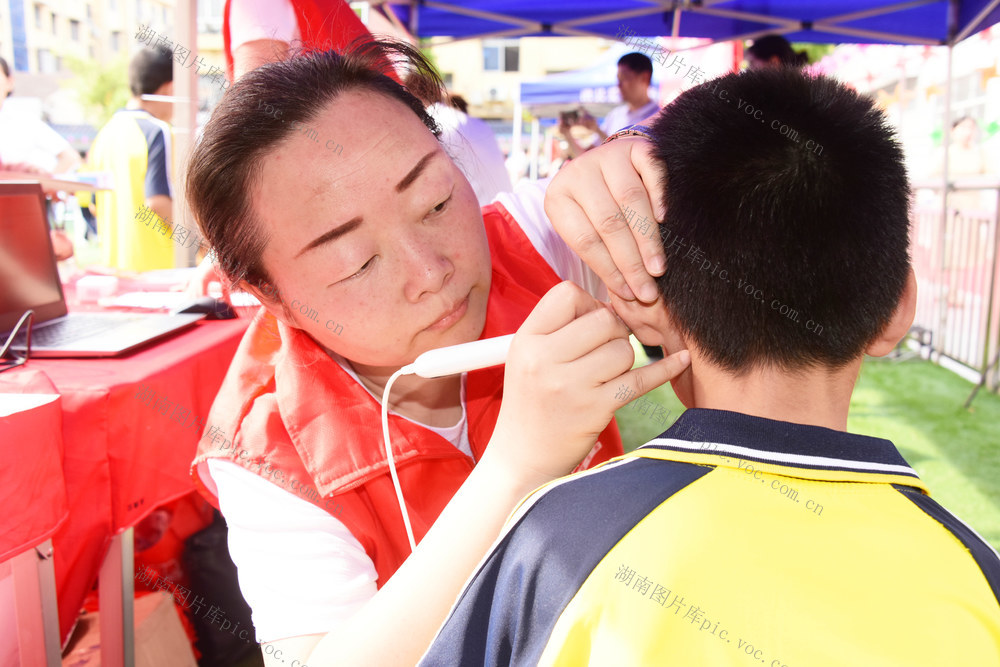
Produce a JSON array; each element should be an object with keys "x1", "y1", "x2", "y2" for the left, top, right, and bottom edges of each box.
[{"x1": 426, "y1": 295, "x2": 470, "y2": 332}]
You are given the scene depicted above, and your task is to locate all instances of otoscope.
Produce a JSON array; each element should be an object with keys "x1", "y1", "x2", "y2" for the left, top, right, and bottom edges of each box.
[{"x1": 381, "y1": 334, "x2": 515, "y2": 551}]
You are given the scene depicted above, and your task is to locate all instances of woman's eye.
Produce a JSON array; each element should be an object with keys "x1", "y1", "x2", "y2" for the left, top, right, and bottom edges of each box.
[
  {"x1": 350, "y1": 257, "x2": 375, "y2": 279},
  {"x1": 430, "y1": 195, "x2": 451, "y2": 215}
]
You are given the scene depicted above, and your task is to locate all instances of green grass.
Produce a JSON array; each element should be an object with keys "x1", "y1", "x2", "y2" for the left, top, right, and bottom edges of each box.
[{"x1": 614, "y1": 342, "x2": 1000, "y2": 553}]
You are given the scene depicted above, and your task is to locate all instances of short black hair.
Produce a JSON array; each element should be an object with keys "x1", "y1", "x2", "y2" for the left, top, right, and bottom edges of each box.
[
  {"x1": 129, "y1": 46, "x2": 174, "y2": 97},
  {"x1": 618, "y1": 52, "x2": 653, "y2": 78},
  {"x1": 648, "y1": 68, "x2": 911, "y2": 372},
  {"x1": 747, "y1": 35, "x2": 808, "y2": 68}
]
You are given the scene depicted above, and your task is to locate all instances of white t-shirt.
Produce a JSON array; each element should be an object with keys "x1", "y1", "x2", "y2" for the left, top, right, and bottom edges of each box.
[
  {"x1": 229, "y1": 0, "x2": 299, "y2": 52},
  {"x1": 600, "y1": 99, "x2": 661, "y2": 137},
  {"x1": 205, "y1": 181, "x2": 605, "y2": 642},
  {"x1": 428, "y1": 102, "x2": 513, "y2": 206},
  {"x1": 0, "y1": 105, "x2": 73, "y2": 173}
]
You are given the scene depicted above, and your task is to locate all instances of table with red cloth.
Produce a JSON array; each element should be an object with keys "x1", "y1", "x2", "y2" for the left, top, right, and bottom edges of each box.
[{"x1": 0, "y1": 316, "x2": 250, "y2": 646}]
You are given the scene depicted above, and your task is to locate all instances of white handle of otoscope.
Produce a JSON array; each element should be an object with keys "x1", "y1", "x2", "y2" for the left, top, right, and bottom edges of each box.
[
  {"x1": 384, "y1": 334, "x2": 517, "y2": 552},
  {"x1": 408, "y1": 334, "x2": 515, "y2": 378}
]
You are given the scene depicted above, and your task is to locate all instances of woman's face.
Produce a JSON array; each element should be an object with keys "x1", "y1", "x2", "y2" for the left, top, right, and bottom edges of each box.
[{"x1": 252, "y1": 89, "x2": 491, "y2": 371}]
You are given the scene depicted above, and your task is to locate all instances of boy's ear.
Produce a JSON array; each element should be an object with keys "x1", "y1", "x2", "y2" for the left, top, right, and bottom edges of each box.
[{"x1": 866, "y1": 268, "x2": 917, "y2": 358}]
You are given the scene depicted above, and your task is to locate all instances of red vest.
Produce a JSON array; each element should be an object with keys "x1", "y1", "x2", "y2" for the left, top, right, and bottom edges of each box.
[
  {"x1": 223, "y1": 0, "x2": 378, "y2": 81},
  {"x1": 191, "y1": 203, "x2": 624, "y2": 587}
]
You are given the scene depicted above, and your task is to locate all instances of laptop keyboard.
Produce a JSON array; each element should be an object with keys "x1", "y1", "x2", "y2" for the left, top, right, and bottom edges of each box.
[{"x1": 17, "y1": 313, "x2": 143, "y2": 347}]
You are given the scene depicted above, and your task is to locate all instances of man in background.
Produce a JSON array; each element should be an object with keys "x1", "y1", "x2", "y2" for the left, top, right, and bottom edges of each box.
[
  {"x1": 559, "y1": 52, "x2": 661, "y2": 159},
  {"x1": 89, "y1": 46, "x2": 175, "y2": 272}
]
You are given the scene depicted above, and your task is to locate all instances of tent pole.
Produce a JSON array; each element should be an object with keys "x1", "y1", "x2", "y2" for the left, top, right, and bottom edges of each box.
[
  {"x1": 511, "y1": 92, "x2": 523, "y2": 185},
  {"x1": 935, "y1": 30, "x2": 954, "y2": 360},
  {"x1": 528, "y1": 117, "x2": 540, "y2": 181}
]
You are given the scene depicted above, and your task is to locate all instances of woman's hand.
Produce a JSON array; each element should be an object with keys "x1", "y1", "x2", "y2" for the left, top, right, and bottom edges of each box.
[
  {"x1": 544, "y1": 137, "x2": 666, "y2": 304},
  {"x1": 485, "y1": 281, "x2": 690, "y2": 488}
]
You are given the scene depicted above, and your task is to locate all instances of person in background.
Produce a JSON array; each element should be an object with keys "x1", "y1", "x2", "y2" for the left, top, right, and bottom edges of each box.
[
  {"x1": 224, "y1": 0, "x2": 377, "y2": 80},
  {"x1": 559, "y1": 52, "x2": 660, "y2": 159},
  {"x1": 88, "y1": 46, "x2": 175, "y2": 273},
  {"x1": 404, "y1": 72, "x2": 513, "y2": 206},
  {"x1": 0, "y1": 56, "x2": 81, "y2": 260},
  {"x1": 556, "y1": 52, "x2": 663, "y2": 361},
  {"x1": 746, "y1": 34, "x2": 809, "y2": 69},
  {"x1": 0, "y1": 57, "x2": 81, "y2": 175}
]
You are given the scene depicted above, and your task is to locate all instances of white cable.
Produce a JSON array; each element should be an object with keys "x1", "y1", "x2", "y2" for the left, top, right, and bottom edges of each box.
[
  {"x1": 382, "y1": 364, "x2": 418, "y2": 551},
  {"x1": 379, "y1": 335, "x2": 514, "y2": 554}
]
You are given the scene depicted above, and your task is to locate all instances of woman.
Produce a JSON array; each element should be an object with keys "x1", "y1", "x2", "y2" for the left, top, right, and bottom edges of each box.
[{"x1": 187, "y1": 39, "x2": 685, "y2": 663}]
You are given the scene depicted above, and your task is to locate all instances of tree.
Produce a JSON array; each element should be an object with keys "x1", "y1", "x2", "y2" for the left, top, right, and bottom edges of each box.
[{"x1": 62, "y1": 55, "x2": 131, "y2": 128}]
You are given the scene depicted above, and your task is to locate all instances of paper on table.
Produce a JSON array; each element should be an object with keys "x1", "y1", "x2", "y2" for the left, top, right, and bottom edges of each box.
[
  {"x1": 100, "y1": 292, "x2": 192, "y2": 310},
  {"x1": 99, "y1": 291, "x2": 262, "y2": 310},
  {"x1": 0, "y1": 393, "x2": 60, "y2": 417}
]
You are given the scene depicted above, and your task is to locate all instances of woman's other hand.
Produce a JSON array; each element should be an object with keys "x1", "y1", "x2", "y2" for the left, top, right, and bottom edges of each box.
[
  {"x1": 485, "y1": 281, "x2": 689, "y2": 487},
  {"x1": 544, "y1": 137, "x2": 666, "y2": 304}
]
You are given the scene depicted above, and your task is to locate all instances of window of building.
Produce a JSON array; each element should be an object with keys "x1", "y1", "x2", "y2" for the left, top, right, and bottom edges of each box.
[
  {"x1": 37, "y1": 49, "x2": 56, "y2": 73},
  {"x1": 482, "y1": 40, "x2": 520, "y2": 72},
  {"x1": 50, "y1": 11, "x2": 56, "y2": 34},
  {"x1": 34, "y1": 4, "x2": 42, "y2": 29},
  {"x1": 70, "y1": 19, "x2": 80, "y2": 41},
  {"x1": 197, "y1": 0, "x2": 224, "y2": 33},
  {"x1": 111, "y1": 31, "x2": 121, "y2": 52}
]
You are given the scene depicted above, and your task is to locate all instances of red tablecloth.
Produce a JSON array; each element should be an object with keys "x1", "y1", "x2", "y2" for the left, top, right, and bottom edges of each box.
[
  {"x1": 0, "y1": 394, "x2": 68, "y2": 563},
  {"x1": 0, "y1": 318, "x2": 249, "y2": 641}
]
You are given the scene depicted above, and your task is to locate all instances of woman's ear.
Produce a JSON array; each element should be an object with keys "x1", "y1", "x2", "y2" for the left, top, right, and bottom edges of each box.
[
  {"x1": 866, "y1": 268, "x2": 917, "y2": 358},
  {"x1": 240, "y1": 281, "x2": 297, "y2": 328}
]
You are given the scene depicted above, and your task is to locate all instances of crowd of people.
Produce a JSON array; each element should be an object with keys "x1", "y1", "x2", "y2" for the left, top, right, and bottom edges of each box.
[{"x1": 3, "y1": 2, "x2": 998, "y2": 662}]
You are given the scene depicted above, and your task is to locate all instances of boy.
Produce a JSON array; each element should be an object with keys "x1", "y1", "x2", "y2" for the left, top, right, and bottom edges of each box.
[{"x1": 420, "y1": 68, "x2": 1000, "y2": 665}]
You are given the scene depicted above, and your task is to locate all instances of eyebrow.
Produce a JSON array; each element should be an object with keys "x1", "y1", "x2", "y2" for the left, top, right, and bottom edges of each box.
[
  {"x1": 296, "y1": 150, "x2": 441, "y2": 257},
  {"x1": 395, "y1": 150, "x2": 439, "y2": 193},
  {"x1": 296, "y1": 217, "x2": 362, "y2": 258}
]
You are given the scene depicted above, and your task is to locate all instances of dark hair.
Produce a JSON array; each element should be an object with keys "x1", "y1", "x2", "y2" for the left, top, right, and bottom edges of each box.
[
  {"x1": 747, "y1": 35, "x2": 809, "y2": 68},
  {"x1": 129, "y1": 46, "x2": 174, "y2": 96},
  {"x1": 618, "y1": 52, "x2": 653, "y2": 78},
  {"x1": 0, "y1": 56, "x2": 11, "y2": 98},
  {"x1": 403, "y1": 68, "x2": 443, "y2": 106},
  {"x1": 648, "y1": 68, "x2": 911, "y2": 372},
  {"x1": 450, "y1": 94, "x2": 468, "y2": 114},
  {"x1": 186, "y1": 39, "x2": 443, "y2": 300}
]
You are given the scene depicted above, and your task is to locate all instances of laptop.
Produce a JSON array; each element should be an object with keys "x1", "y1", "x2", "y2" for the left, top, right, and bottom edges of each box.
[{"x1": 0, "y1": 182, "x2": 205, "y2": 358}]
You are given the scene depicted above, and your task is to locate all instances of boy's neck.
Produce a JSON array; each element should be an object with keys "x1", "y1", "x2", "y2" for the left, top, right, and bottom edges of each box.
[{"x1": 687, "y1": 354, "x2": 862, "y2": 432}]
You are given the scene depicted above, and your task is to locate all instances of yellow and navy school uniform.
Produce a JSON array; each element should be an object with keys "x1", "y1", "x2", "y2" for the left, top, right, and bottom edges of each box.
[
  {"x1": 89, "y1": 108, "x2": 175, "y2": 272},
  {"x1": 421, "y1": 408, "x2": 1000, "y2": 666}
]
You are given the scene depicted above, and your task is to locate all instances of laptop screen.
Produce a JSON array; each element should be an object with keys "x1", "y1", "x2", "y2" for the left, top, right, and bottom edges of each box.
[{"x1": 0, "y1": 183, "x2": 66, "y2": 334}]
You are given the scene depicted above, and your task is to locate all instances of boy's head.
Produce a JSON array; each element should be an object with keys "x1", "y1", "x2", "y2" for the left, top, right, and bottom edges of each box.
[
  {"x1": 641, "y1": 68, "x2": 912, "y2": 377},
  {"x1": 129, "y1": 46, "x2": 174, "y2": 121}
]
